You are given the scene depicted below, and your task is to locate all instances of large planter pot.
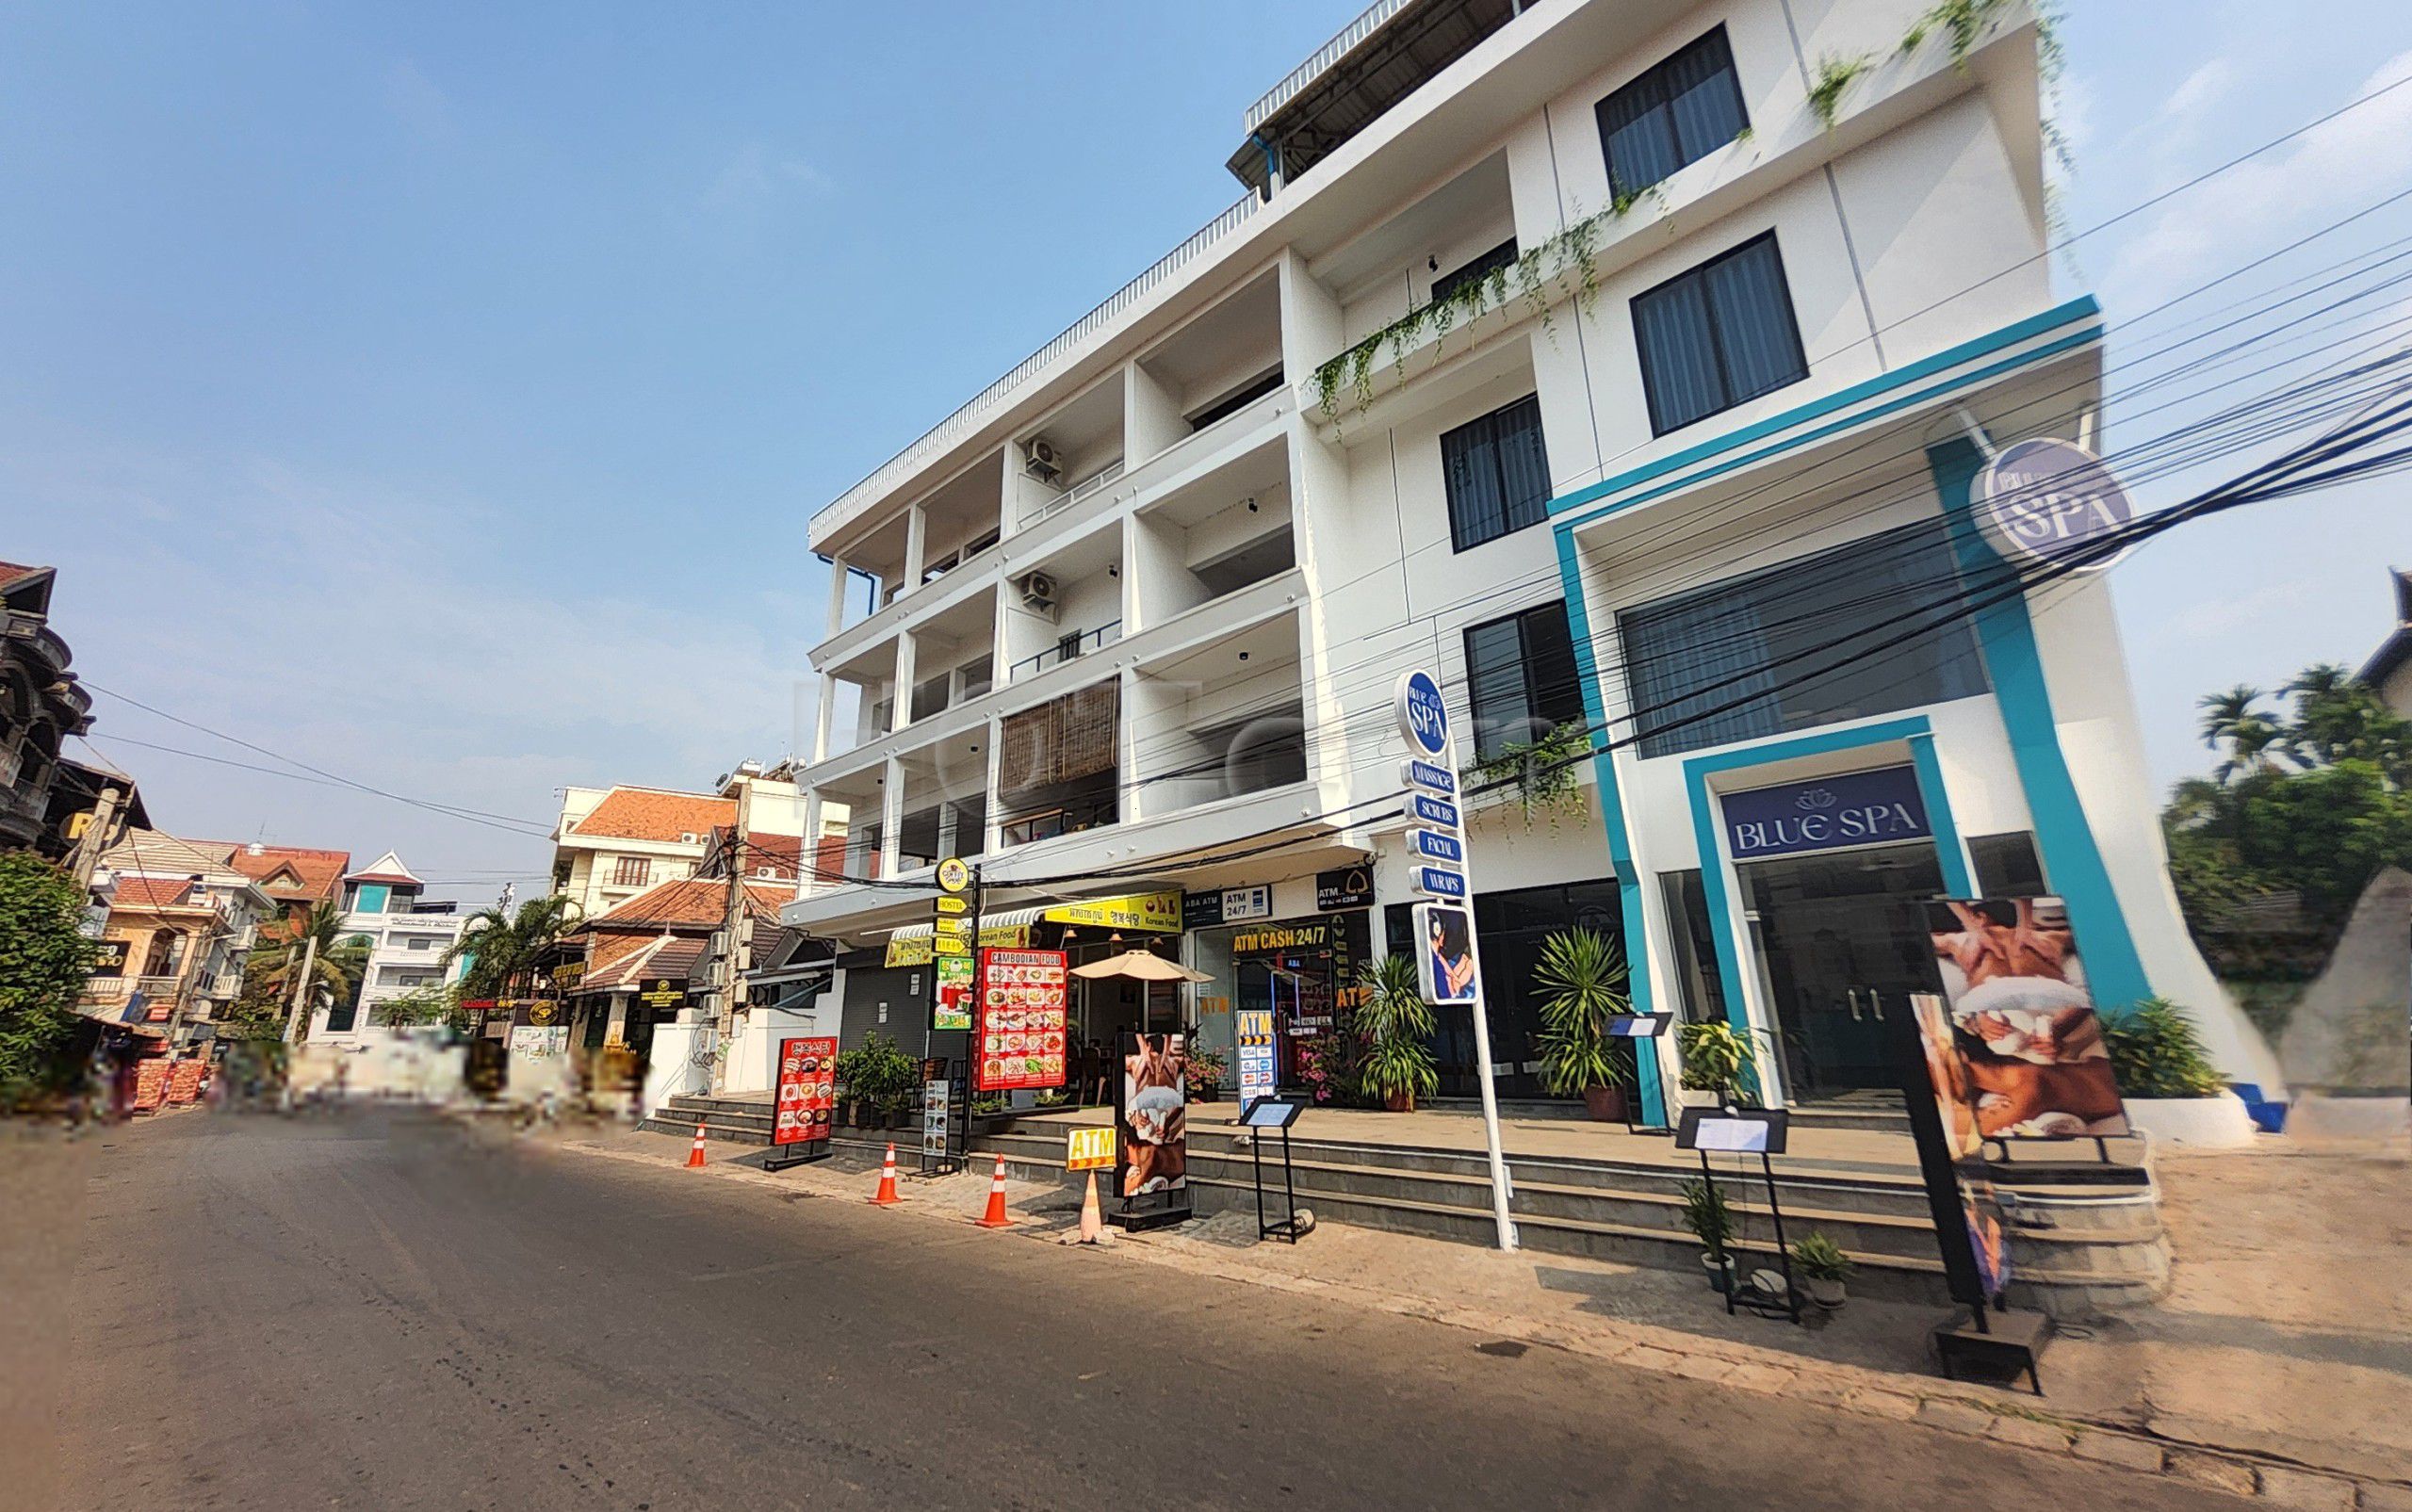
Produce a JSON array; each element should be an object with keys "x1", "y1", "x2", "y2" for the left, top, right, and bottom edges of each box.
[
  {"x1": 1701, "y1": 1252, "x2": 1738, "y2": 1293},
  {"x1": 1582, "y1": 1084, "x2": 1630, "y2": 1122},
  {"x1": 1805, "y1": 1276, "x2": 1848, "y2": 1309},
  {"x1": 2124, "y1": 1091, "x2": 2258, "y2": 1149},
  {"x1": 1384, "y1": 1090, "x2": 1416, "y2": 1114}
]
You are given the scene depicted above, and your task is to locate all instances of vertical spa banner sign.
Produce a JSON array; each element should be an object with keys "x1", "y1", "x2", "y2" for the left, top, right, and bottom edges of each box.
[
  {"x1": 1394, "y1": 667, "x2": 1516, "y2": 1251},
  {"x1": 1923, "y1": 897, "x2": 2129, "y2": 1140}
]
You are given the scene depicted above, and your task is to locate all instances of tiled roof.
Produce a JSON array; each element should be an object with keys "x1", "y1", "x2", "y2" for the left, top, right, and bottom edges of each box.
[
  {"x1": 344, "y1": 850, "x2": 422, "y2": 886},
  {"x1": 212, "y1": 843, "x2": 351, "y2": 903},
  {"x1": 0, "y1": 561, "x2": 49, "y2": 591},
  {"x1": 113, "y1": 876, "x2": 195, "y2": 909},
  {"x1": 568, "y1": 788, "x2": 736, "y2": 845},
  {"x1": 579, "y1": 876, "x2": 792, "y2": 934},
  {"x1": 582, "y1": 935, "x2": 709, "y2": 993}
]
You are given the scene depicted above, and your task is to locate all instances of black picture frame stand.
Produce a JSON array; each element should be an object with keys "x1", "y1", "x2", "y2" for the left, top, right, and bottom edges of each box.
[
  {"x1": 1605, "y1": 1014, "x2": 1678, "y2": 1136},
  {"x1": 1933, "y1": 1304, "x2": 2052, "y2": 1395},
  {"x1": 1675, "y1": 1107, "x2": 1800, "y2": 1325},
  {"x1": 1246, "y1": 1097, "x2": 1307, "y2": 1243}
]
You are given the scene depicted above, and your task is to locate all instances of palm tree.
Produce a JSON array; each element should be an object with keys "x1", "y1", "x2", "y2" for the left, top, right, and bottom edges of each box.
[
  {"x1": 244, "y1": 901, "x2": 368, "y2": 1038},
  {"x1": 444, "y1": 894, "x2": 584, "y2": 1000},
  {"x1": 2198, "y1": 686, "x2": 2290, "y2": 783}
]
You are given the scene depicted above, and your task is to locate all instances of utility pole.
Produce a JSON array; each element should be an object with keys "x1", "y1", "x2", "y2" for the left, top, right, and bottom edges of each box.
[
  {"x1": 279, "y1": 925, "x2": 319, "y2": 1046},
  {"x1": 67, "y1": 782, "x2": 124, "y2": 890},
  {"x1": 710, "y1": 805, "x2": 748, "y2": 1093}
]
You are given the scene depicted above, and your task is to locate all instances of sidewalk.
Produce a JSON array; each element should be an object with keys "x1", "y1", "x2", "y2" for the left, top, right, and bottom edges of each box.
[{"x1": 539, "y1": 1114, "x2": 2409, "y2": 1504}]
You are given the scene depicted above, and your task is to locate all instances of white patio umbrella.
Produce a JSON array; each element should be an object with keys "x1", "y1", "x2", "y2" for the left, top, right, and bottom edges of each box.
[{"x1": 1068, "y1": 948, "x2": 1210, "y2": 1035}]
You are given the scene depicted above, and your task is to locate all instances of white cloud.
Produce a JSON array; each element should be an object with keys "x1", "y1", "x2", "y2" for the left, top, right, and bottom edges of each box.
[
  {"x1": 701, "y1": 143, "x2": 833, "y2": 219},
  {"x1": 2157, "y1": 57, "x2": 2239, "y2": 130},
  {"x1": 2103, "y1": 49, "x2": 2412, "y2": 305}
]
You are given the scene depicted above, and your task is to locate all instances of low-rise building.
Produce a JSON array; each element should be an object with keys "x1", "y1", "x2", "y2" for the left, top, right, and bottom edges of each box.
[
  {"x1": 2357, "y1": 567, "x2": 2412, "y2": 719},
  {"x1": 548, "y1": 764, "x2": 807, "y2": 919},
  {"x1": 81, "y1": 828, "x2": 271, "y2": 1045}
]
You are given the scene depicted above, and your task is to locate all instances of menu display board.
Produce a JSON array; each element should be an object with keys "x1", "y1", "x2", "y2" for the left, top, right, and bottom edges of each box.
[
  {"x1": 774, "y1": 1035, "x2": 838, "y2": 1146},
  {"x1": 167, "y1": 1060, "x2": 205, "y2": 1105},
  {"x1": 933, "y1": 952, "x2": 974, "y2": 1032},
  {"x1": 974, "y1": 948, "x2": 1068, "y2": 1092}
]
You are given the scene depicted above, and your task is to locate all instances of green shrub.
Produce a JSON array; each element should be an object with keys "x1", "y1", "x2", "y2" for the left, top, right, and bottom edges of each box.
[
  {"x1": 1790, "y1": 1231, "x2": 1853, "y2": 1281},
  {"x1": 2101, "y1": 998, "x2": 2225, "y2": 1099},
  {"x1": 0, "y1": 854, "x2": 101, "y2": 1110},
  {"x1": 1678, "y1": 1175, "x2": 1734, "y2": 1258}
]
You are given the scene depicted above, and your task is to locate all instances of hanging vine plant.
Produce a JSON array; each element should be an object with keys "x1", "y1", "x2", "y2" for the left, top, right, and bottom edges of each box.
[
  {"x1": 1464, "y1": 722, "x2": 1594, "y2": 831},
  {"x1": 1808, "y1": 51, "x2": 1875, "y2": 131},
  {"x1": 1310, "y1": 183, "x2": 1683, "y2": 424}
]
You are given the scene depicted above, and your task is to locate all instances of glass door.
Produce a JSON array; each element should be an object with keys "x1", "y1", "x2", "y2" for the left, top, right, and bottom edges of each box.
[{"x1": 1742, "y1": 844, "x2": 1945, "y2": 1099}]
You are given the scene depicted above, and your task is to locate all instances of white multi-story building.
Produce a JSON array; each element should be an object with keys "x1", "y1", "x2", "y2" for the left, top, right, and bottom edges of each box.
[
  {"x1": 316, "y1": 852, "x2": 472, "y2": 1035},
  {"x1": 785, "y1": 0, "x2": 2280, "y2": 1115}
]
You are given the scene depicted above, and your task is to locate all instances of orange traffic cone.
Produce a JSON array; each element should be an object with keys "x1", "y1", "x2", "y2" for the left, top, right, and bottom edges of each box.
[
  {"x1": 686, "y1": 1119, "x2": 709, "y2": 1168},
  {"x1": 975, "y1": 1152, "x2": 1013, "y2": 1229},
  {"x1": 1077, "y1": 1168, "x2": 1104, "y2": 1244},
  {"x1": 870, "y1": 1143, "x2": 902, "y2": 1206}
]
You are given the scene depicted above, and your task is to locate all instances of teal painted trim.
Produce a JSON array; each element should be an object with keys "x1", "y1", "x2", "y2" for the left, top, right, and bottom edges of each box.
[
  {"x1": 1679, "y1": 715, "x2": 1961, "y2": 1104},
  {"x1": 1554, "y1": 325, "x2": 2102, "y2": 534},
  {"x1": 1908, "y1": 733, "x2": 1976, "y2": 895},
  {"x1": 1553, "y1": 528, "x2": 1665, "y2": 1126},
  {"x1": 1927, "y1": 438, "x2": 2154, "y2": 1011},
  {"x1": 1549, "y1": 294, "x2": 2100, "y2": 522}
]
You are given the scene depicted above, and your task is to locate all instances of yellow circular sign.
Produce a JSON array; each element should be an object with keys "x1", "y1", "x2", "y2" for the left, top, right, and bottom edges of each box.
[
  {"x1": 529, "y1": 1002, "x2": 558, "y2": 1026},
  {"x1": 936, "y1": 856, "x2": 971, "y2": 895}
]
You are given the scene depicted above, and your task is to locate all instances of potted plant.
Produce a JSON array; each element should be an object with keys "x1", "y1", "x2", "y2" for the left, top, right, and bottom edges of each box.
[
  {"x1": 2101, "y1": 998, "x2": 2257, "y2": 1147},
  {"x1": 1679, "y1": 1175, "x2": 1738, "y2": 1293},
  {"x1": 1355, "y1": 955, "x2": 1440, "y2": 1113},
  {"x1": 1790, "y1": 1231, "x2": 1853, "y2": 1309},
  {"x1": 1677, "y1": 1020, "x2": 1763, "y2": 1108},
  {"x1": 1184, "y1": 1043, "x2": 1228, "y2": 1101},
  {"x1": 1533, "y1": 928, "x2": 1635, "y2": 1120}
]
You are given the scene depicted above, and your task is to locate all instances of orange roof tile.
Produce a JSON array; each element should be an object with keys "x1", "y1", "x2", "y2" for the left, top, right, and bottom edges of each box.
[
  {"x1": 567, "y1": 788, "x2": 735, "y2": 845},
  {"x1": 113, "y1": 877, "x2": 195, "y2": 909},
  {"x1": 578, "y1": 876, "x2": 792, "y2": 934},
  {"x1": 212, "y1": 843, "x2": 351, "y2": 903}
]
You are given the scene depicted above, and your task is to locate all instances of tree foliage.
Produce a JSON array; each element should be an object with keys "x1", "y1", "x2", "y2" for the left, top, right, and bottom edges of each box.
[
  {"x1": 2167, "y1": 665, "x2": 2412, "y2": 971},
  {"x1": 232, "y1": 900, "x2": 368, "y2": 1039},
  {"x1": 0, "y1": 853, "x2": 102, "y2": 1109},
  {"x1": 443, "y1": 894, "x2": 583, "y2": 1000}
]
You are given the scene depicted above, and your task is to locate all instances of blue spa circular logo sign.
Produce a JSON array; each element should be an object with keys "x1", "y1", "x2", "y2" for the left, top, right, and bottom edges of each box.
[
  {"x1": 1978, "y1": 437, "x2": 2132, "y2": 571},
  {"x1": 1394, "y1": 670, "x2": 1449, "y2": 757}
]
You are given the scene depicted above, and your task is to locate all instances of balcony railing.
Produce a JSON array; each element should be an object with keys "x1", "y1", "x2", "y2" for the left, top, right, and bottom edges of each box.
[
  {"x1": 812, "y1": 195, "x2": 1260, "y2": 547},
  {"x1": 1011, "y1": 620, "x2": 1122, "y2": 680},
  {"x1": 1020, "y1": 459, "x2": 1127, "y2": 528}
]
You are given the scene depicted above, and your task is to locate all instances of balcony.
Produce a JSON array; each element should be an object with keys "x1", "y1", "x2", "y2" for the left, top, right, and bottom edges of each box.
[
  {"x1": 1000, "y1": 524, "x2": 1124, "y2": 688},
  {"x1": 1126, "y1": 610, "x2": 1310, "y2": 821},
  {"x1": 994, "y1": 678, "x2": 1121, "y2": 854},
  {"x1": 1129, "y1": 428, "x2": 1296, "y2": 630}
]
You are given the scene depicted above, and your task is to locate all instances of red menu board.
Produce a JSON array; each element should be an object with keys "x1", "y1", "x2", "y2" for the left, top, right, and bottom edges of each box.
[
  {"x1": 167, "y1": 1060, "x2": 205, "y2": 1104},
  {"x1": 774, "y1": 1035, "x2": 838, "y2": 1146},
  {"x1": 132, "y1": 1059, "x2": 170, "y2": 1112},
  {"x1": 975, "y1": 948, "x2": 1068, "y2": 1092}
]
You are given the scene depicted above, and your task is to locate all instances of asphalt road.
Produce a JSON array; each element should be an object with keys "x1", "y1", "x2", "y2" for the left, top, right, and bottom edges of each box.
[{"x1": 13, "y1": 1108, "x2": 2229, "y2": 1511}]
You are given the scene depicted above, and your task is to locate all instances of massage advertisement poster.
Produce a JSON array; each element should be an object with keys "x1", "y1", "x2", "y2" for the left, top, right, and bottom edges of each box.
[
  {"x1": 1923, "y1": 896, "x2": 2130, "y2": 1139},
  {"x1": 1901, "y1": 992, "x2": 2013, "y2": 1305},
  {"x1": 974, "y1": 949, "x2": 1067, "y2": 1092},
  {"x1": 774, "y1": 1035, "x2": 837, "y2": 1146},
  {"x1": 1117, "y1": 1032, "x2": 1189, "y2": 1200}
]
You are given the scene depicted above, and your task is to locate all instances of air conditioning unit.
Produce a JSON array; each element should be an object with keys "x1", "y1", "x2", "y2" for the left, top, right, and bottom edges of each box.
[
  {"x1": 1017, "y1": 570, "x2": 1058, "y2": 614},
  {"x1": 1023, "y1": 436, "x2": 1063, "y2": 483}
]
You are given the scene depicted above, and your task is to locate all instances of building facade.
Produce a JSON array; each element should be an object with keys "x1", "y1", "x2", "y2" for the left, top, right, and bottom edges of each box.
[
  {"x1": 0, "y1": 561, "x2": 94, "y2": 855},
  {"x1": 311, "y1": 852, "x2": 472, "y2": 1035},
  {"x1": 2357, "y1": 567, "x2": 2412, "y2": 719},
  {"x1": 782, "y1": 0, "x2": 2279, "y2": 1115},
  {"x1": 81, "y1": 828, "x2": 272, "y2": 1044},
  {"x1": 549, "y1": 765, "x2": 807, "y2": 921}
]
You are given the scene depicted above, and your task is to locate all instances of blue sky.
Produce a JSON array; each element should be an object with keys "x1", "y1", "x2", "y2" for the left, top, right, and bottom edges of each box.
[{"x1": 3, "y1": 2, "x2": 2408, "y2": 897}]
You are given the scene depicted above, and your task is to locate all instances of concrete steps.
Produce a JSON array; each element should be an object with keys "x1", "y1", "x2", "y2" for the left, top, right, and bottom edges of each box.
[{"x1": 963, "y1": 1119, "x2": 2165, "y2": 1315}]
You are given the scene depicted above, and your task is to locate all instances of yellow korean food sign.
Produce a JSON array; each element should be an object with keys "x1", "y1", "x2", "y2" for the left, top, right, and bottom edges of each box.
[{"x1": 1042, "y1": 891, "x2": 1182, "y2": 932}]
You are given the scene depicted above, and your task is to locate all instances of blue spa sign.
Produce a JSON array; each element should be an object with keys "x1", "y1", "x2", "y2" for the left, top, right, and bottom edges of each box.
[
  {"x1": 1394, "y1": 670, "x2": 1450, "y2": 757},
  {"x1": 1978, "y1": 437, "x2": 2132, "y2": 571},
  {"x1": 1719, "y1": 765, "x2": 1931, "y2": 862}
]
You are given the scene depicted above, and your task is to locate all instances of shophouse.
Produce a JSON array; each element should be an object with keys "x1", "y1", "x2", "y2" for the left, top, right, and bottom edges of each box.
[
  {"x1": 81, "y1": 828, "x2": 271, "y2": 1045},
  {"x1": 783, "y1": 0, "x2": 2277, "y2": 1117}
]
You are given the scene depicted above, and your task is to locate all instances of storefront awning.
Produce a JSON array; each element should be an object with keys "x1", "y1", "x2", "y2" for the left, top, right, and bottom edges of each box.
[{"x1": 881, "y1": 891, "x2": 1182, "y2": 967}]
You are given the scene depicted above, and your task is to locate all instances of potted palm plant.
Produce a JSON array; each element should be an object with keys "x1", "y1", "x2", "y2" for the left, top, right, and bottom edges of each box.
[
  {"x1": 1679, "y1": 1175, "x2": 1738, "y2": 1293},
  {"x1": 1790, "y1": 1231, "x2": 1853, "y2": 1309},
  {"x1": 2102, "y1": 998, "x2": 2257, "y2": 1147},
  {"x1": 1533, "y1": 928, "x2": 1634, "y2": 1120},
  {"x1": 1676, "y1": 1020, "x2": 1763, "y2": 1108},
  {"x1": 1355, "y1": 955, "x2": 1440, "y2": 1114}
]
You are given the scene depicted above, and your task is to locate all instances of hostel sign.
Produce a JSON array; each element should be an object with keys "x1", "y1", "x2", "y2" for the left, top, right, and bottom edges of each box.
[{"x1": 1720, "y1": 766, "x2": 1931, "y2": 862}]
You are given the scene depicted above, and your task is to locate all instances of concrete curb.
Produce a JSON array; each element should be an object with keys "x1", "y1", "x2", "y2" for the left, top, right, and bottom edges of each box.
[{"x1": 541, "y1": 1124, "x2": 2406, "y2": 1509}]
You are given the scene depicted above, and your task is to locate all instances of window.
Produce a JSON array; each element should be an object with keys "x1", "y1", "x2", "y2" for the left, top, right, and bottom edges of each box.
[
  {"x1": 1187, "y1": 367, "x2": 1285, "y2": 431},
  {"x1": 1432, "y1": 238, "x2": 1517, "y2": 305},
  {"x1": 956, "y1": 655, "x2": 993, "y2": 702},
  {"x1": 1970, "y1": 832, "x2": 2047, "y2": 898},
  {"x1": 1463, "y1": 602, "x2": 1585, "y2": 760},
  {"x1": 1618, "y1": 520, "x2": 1990, "y2": 757},
  {"x1": 1595, "y1": 26, "x2": 1748, "y2": 199},
  {"x1": 911, "y1": 671, "x2": 952, "y2": 723},
  {"x1": 1631, "y1": 232, "x2": 1807, "y2": 434},
  {"x1": 611, "y1": 855, "x2": 652, "y2": 888},
  {"x1": 406, "y1": 935, "x2": 432, "y2": 951},
  {"x1": 1440, "y1": 394, "x2": 1552, "y2": 551},
  {"x1": 1658, "y1": 870, "x2": 1728, "y2": 1023}
]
